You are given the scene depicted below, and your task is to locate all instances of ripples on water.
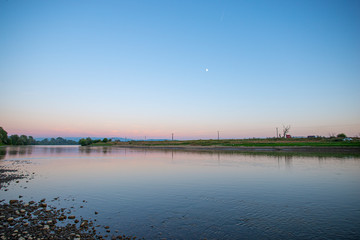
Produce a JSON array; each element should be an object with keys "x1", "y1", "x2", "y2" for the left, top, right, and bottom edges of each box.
[{"x1": 1, "y1": 146, "x2": 360, "y2": 239}]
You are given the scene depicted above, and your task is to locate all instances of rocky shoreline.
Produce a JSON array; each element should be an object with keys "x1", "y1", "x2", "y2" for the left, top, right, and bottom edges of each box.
[{"x1": 0, "y1": 165, "x2": 138, "y2": 240}]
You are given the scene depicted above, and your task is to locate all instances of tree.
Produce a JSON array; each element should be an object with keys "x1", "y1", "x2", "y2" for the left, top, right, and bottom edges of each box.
[
  {"x1": 37, "y1": 137, "x2": 77, "y2": 145},
  {"x1": 9, "y1": 135, "x2": 20, "y2": 145},
  {"x1": 282, "y1": 125, "x2": 291, "y2": 138},
  {"x1": 19, "y1": 135, "x2": 28, "y2": 145},
  {"x1": 0, "y1": 127, "x2": 8, "y2": 144},
  {"x1": 103, "y1": 138, "x2": 108, "y2": 143},
  {"x1": 79, "y1": 138, "x2": 87, "y2": 146},
  {"x1": 28, "y1": 136, "x2": 37, "y2": 145},
  {"x1": 337, "y1": 133, "x2": 347, "y2": 138},
  {"x1": 79, "y1": 137, "x2": 93, "y2": 146}
]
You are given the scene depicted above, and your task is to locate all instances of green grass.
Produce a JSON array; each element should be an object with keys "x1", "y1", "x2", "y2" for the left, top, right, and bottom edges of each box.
[{"x1": 110, "y1": 138, "x2": 360, "y2": 148}]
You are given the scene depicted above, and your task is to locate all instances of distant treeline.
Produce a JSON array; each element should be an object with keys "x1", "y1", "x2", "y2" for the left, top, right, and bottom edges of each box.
[
  {"x1": 37, "y1": 137, "x2": 78, "y2": 145},
  {"x1": 0, "y1": 127, "x2": 78, "y2": 145},
  {"x1": 79, "y1": 137, "x2": 111, "y2": 146}
]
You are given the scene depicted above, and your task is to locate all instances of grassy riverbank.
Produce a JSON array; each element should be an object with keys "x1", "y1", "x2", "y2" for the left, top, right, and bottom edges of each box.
[{"x1": 106, "y1": 138, "x2": 360, "y2": 148}]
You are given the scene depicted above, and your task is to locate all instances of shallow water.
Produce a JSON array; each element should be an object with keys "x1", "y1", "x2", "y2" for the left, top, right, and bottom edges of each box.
[{"x1": 1, "y1": 145, "x2": 360, "y2": 239}]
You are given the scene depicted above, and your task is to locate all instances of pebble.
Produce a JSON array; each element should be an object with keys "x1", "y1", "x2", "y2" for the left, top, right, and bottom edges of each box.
[
  {"x1": 0, "y1": 168, "x2": 137, "y2": 240},
  {"x1": 9, "y1": 200, "x2": 18, "y2": 205}
]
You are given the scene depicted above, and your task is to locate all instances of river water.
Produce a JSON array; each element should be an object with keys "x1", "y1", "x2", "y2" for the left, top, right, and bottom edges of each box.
[{"x1": 1, "y1": 145, "x2": 359, "y2": 239}]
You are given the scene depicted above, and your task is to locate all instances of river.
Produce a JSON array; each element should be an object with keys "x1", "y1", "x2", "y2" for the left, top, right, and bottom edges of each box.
[{"x1": 1, "y1": 145, "x2": 359, "y2": 239}]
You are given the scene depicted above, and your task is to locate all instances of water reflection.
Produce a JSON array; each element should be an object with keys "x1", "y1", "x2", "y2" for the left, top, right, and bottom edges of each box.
[
  {"x1": 284, "y1": 155, "x2": 293, "y2": 169},
  {"x1": 1, "y1": 146, "x2": 359, "y2": 240},
  {"x1": 1, "y1": 146, "x2": 33, "y2": 159},
  {"x1": 0, "y1": 148, "x2": 6, "y2": 160},
  {"x1": 2, "y1": 145, "x2": 360, "y2": 165}
]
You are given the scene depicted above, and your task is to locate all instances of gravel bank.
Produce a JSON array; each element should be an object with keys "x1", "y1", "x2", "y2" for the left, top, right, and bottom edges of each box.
[{"x1": 0, "y1": 165, "x2": 138, "y2": 240}]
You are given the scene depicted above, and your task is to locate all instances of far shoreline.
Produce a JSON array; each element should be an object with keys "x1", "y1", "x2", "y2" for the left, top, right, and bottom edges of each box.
[{"x1": 99, "y1": 144, "x2": 360, "y2": 154}]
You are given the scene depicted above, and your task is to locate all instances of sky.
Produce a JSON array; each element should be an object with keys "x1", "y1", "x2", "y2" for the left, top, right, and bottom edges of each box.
[{"x1": 1, "y1": 0, "x2": 360, "y2": 139}]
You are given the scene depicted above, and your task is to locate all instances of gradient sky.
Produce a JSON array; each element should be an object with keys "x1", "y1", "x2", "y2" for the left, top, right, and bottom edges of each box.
[{"x1": 1, "y1": 0, "x2": 360, "y2": 139}]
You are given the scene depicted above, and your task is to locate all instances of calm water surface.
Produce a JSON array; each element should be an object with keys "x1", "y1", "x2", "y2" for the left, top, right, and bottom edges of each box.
[{"x1": 1, "y1": 146, "x2": 360, "y2": 239}]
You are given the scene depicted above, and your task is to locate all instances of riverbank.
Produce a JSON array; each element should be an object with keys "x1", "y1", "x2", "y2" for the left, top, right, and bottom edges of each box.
[
  {"x1": 116, "y1": 144, "x2": 360, "y2": 151},
  {"x1": 96, "y1": 138, "x2": 360, "y2": 153}
]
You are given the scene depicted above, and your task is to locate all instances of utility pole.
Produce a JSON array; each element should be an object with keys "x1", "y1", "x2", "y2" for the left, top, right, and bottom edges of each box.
[
  {"x1": 217, "y1": 131, "x2": 220, "y2": 140},
  {"x1": 276, "y1": 128, "x2": 278, "y2": 138},
  {"x1": 172, "y1": 133, "x2": 174, "y2": 141}
]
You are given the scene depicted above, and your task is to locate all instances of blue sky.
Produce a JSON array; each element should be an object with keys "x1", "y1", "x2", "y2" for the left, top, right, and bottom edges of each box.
[{"x1": 1, "y1": 0, "x2": 359, "y2": 139}]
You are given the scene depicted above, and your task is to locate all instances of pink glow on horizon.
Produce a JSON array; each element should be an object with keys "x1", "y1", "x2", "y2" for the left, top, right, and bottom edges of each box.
[{"x1": 3, "y1": 124, "x2": 360, "y2": 139}]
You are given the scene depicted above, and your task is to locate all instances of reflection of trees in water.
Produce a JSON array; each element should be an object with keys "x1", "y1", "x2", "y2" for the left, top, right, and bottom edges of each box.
[
  {"x1": 318, "y1": 156, "x2": 325, "y2": 166},
  {"x1": 27, "y1": 147, "x2": 33, "y2": 155},
  {"x1": 9, "y1": 148, "x2": 19, "y2": 156},
  {"x1": 276, "y1": 155, "x2": 293, "y2": 169},
  {"x1": 1, "y1": 146, "x2": 34, "y2": 159},
  {"x1": 79, "y1": 147, "x2": 92, "y2": 155},
  {"x1": 0, "y1": 148, "x2": 6, "y2": 160},
  {"x1": 284, "y1": 155, "x2": 293, "y2": 169},
  {"x1": 41, "y1": 147, "x2": 49, "y2": 154},
  {"x1": 19, "y1": 147, "x2": 27, "y2": 155},
  {"x1": 78, "y1": 146, "x2": 113, "y2": 155},
  {"x1": 39, "y1": 146, "x2": 78, "y2": 155},
  {"x1": 102, "y1": 147, "x2": 112, "y2": 154}
]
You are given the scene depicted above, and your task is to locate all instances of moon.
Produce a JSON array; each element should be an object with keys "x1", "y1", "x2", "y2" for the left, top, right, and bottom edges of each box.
[{"x1": 205, "y1": 68, "x2": 208, "y2": 72}]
